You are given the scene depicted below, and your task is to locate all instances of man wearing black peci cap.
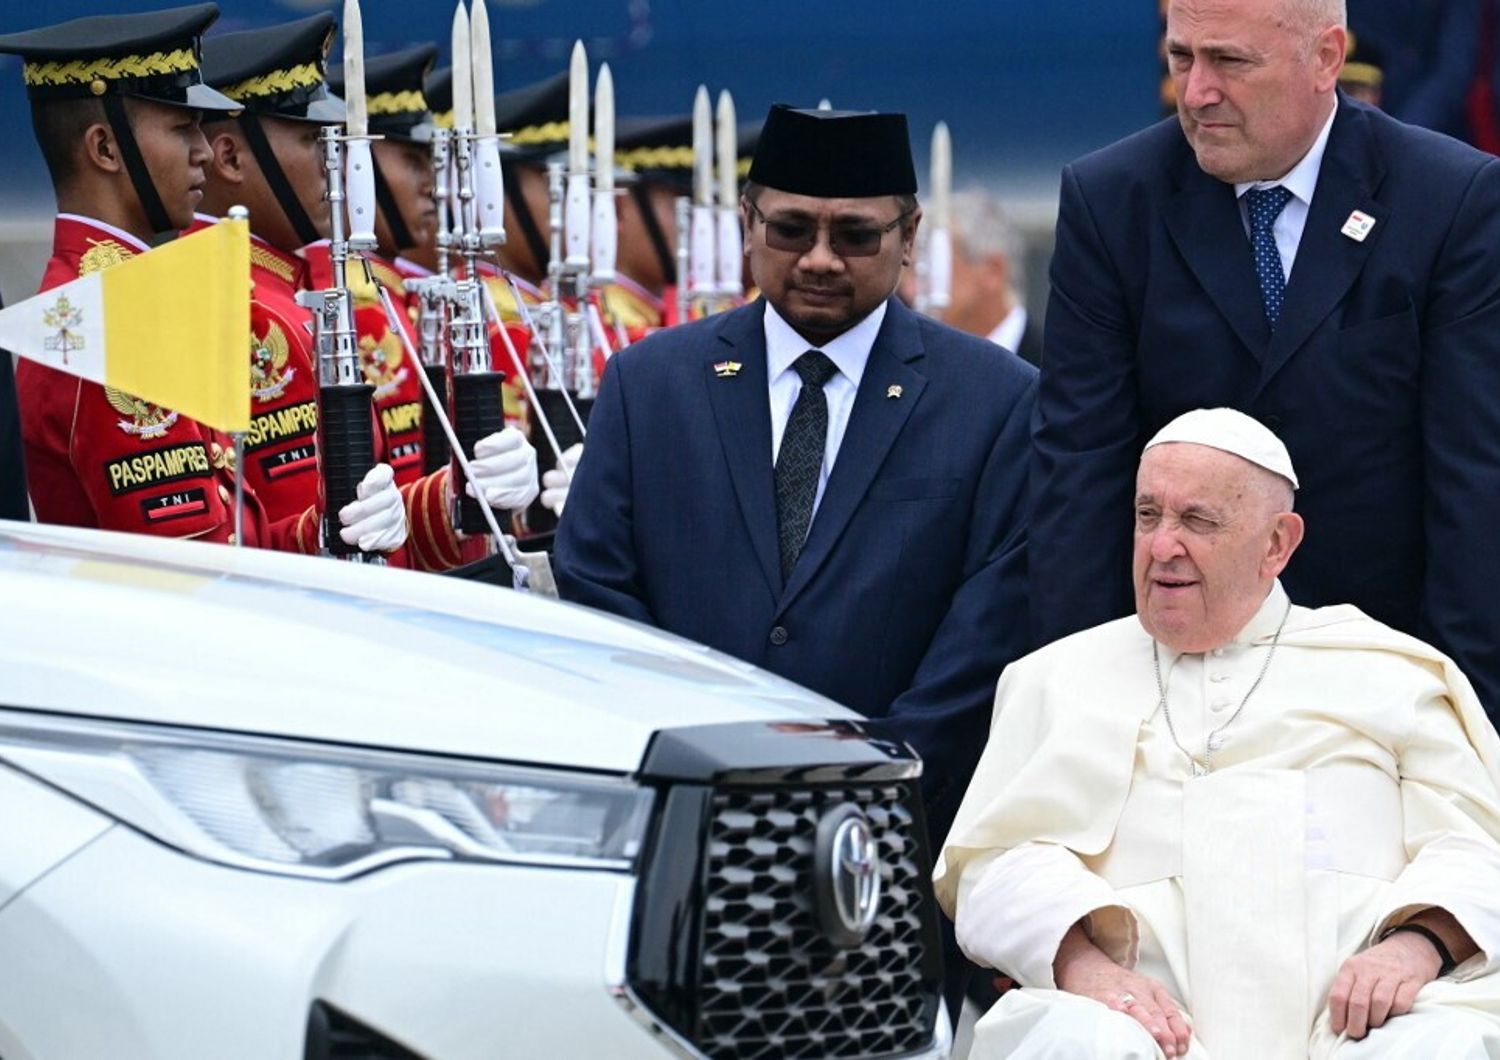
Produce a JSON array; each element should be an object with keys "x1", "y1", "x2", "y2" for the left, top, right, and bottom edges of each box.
[{"x1": 555, "y1": 103, "x2": 1037, "y2": 1012}]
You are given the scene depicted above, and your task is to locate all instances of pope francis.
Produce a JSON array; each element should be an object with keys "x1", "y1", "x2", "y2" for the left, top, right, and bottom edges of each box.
[{"x1": 936, "y1": 408, "x2": 1500, "y2": 1059}]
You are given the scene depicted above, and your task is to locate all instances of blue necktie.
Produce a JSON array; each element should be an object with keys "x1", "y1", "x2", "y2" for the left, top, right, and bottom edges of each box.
[{"x1": 1245, "y1": 185, "x2": 1294, "y2": 329}]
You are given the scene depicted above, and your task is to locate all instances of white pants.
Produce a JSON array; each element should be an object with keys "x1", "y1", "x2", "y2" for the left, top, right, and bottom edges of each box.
[{"x1": 972, "y1": 988, "x2": 1500, "y2": 1060}]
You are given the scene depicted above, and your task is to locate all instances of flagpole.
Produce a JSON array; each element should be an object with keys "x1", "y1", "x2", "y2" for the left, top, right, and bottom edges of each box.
[{"x1": 228, "y1": 205, "x2": 250, "y2": 548}]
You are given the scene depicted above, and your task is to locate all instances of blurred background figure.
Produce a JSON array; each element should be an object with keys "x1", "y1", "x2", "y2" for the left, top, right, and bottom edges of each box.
[
  {"x1": 1348, "y1": 0, "x2": 1500, "y2": 149},
  {"x1": 0, "y1": 289, "x2": 24, "y2": 520},
  {"x1": 1339, "y1": 31, "x2": 1384, "y2": 107},
  {"x1": 941, "y1": 189, "x2": 1039, "y2": 366}
]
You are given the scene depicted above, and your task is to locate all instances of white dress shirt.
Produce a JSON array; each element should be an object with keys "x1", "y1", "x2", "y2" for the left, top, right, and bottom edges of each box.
[
  {"x1": 1234, "y1": 102, "x2": 1337, "y2": 282},
  {"x1": 986, "y1": 305, "x2": 1028, "y2": 355},
  {"x1": 765, "y1": 299, "x2": 887, "y2": 517}
]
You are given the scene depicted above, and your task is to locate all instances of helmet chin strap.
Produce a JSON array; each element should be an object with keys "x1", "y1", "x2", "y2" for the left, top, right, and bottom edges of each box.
[
  {"x1": 371, "y1": 152, "x2": 416, "y2": 253},
  {"x1": 631, "y1": 182, "x2": 676, "y2": 285},
  {"x1": 503, "y1": 160, "x2": 552, "y2": 281},
  {"x1": 102, "y1": 95, "x2": 176, "y2": 245},
  {"x1": 235, "y1": 112, "x2": 321, "y2": 248}
]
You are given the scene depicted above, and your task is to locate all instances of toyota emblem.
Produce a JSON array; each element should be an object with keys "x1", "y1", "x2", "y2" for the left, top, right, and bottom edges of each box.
[{"x1": 814, "y1": 804, "x2": 883, "y2": 947}]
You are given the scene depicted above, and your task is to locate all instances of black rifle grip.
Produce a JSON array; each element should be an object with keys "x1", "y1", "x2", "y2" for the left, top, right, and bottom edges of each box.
[
  {"x1": 421, "y1": 363, "x2": 451, "y2": 474},
  {"x1": 318, "y1": 381, "x2": 378, "y2": 556},
  {"x1": 451, "y1": 370, "x2": 509, "y2": 534},
  {"x1": 524, "y1": 390, "x2": 593, "y2": 536}
]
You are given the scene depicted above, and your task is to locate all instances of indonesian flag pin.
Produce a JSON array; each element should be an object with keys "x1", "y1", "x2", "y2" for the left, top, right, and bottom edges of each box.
[{"x1": 1341, "y1": 210, "x2": 1376, "y2": 242}]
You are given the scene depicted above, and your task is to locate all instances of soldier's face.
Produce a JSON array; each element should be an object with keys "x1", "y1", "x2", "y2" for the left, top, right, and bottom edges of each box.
[
  {"x1": 742, "y1": 188, "x2": 918, "y2": 345},
  {"x1": 1166, "y1": 0, "x2": 1344, "y2": 183},
  {"x1": 615, "y1": 182, "x2": 678, "y2": 292},
  {"x1": 260, "y1": 116, "x2": 332, "y2": 242},
  {"x1": 372, "y1": 139, "x2": 436, "y2": 254},
  {"x1": 128, "y1": 99, "x2": 211, "y2": 231}
]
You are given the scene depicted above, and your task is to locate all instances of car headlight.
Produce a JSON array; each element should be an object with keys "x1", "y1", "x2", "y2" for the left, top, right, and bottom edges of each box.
[{"x1": 0, "y1": 709, "x2": 654, "y2": 880}]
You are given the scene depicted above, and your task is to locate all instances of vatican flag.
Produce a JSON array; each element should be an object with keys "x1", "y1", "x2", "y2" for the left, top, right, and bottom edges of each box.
[{"x1": 0, "y1": 218, "x2": 250, "y2": 432}]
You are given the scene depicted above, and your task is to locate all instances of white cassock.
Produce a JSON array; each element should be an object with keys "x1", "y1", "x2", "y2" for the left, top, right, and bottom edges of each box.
[{"x1": 936, "y1": 582, "x2": 1500, "y2": 1060}]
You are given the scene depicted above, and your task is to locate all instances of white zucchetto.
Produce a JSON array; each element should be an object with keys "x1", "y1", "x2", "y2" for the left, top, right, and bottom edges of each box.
[{"x1": 1144, "y1": 407, "x2": 1299, "y2": 489}]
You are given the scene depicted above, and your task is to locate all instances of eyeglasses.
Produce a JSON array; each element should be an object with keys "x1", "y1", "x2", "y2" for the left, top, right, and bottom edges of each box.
[{"x1": 746, "y1": 201, "x2": 913, "y2": 258}]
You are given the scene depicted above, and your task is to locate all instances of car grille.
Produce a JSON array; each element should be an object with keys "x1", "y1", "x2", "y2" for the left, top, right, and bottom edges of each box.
[{"x1": 694, "y1": 783, "x2": 936, "y2": 1059}]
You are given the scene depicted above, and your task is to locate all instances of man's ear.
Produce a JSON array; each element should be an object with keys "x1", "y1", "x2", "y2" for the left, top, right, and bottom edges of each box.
[
  {"x1": 1264, "y1": 511, "x2": 1306, "y2": 578},
  {"x1": 207, "y1": 128, "x2": 245, "y2": 184},
  {"x1": 901, "y1": 206, "x2": 922, "y2": 269},
  {"x1": 80, "y1": 121, "x2": 122, "y2": 176}
]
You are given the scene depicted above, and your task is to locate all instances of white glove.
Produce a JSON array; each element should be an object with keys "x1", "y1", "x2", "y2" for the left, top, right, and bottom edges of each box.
[
  {"x1": 464, "y1": 426, "x2": 540, "y2": 511},
  {"x1": 540, "y1": 442, "x2": 583, "y2": 516},
  {"x1": 338, "y1": 463, "x2": 408, "y2": 553}
]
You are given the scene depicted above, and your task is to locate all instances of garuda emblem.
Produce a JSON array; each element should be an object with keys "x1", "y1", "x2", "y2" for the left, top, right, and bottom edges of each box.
[
  {"x1": 42, "y1": 294, "x2": 84, "y2": 365},
  {"x1": 359, "y1": 328, "x2": 408, "y2": 399},
  {"x1": 105, "y1": 386, "x2": 178, "y2": 440},
  {"x1": 250, "y1": 320, "x2": 296, "y2": 403}
]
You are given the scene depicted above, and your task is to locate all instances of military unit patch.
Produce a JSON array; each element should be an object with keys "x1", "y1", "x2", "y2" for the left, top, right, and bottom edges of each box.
[
  {"x1": 139, "y1": 487, "x2": 209, "y2": 524},
  {"x1": 104, "y1": 442, "x2": 211, "y2": 496}
]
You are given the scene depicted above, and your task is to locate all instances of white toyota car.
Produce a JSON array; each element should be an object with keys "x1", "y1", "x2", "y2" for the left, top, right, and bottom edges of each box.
[{"x1": 0, "y1": 520, "x2": 950, "y2": 1059}]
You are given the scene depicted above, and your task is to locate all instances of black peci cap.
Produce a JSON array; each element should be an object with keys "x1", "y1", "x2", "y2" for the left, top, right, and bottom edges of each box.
[
  {"x1": 0, "y1": 3, "x2": 239, "y2": 112},
  {"x1": 202, "y1": 14, "x2": 344, "y2": 125},
  {"x1": 748, "y1": 104, "x2": 916, "y2": 198},
  {"x1": 330, "y1": 42, "x2": 436, "y2": 142}
]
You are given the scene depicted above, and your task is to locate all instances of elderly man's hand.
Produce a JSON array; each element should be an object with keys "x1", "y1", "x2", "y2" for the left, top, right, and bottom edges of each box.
[
  {"x1": 1327, "y1": 931, "x2": 1443, "y2": 1040},
  {"x1": 1054, "y1": 923, "x2": 1193, "y2": 1057}
]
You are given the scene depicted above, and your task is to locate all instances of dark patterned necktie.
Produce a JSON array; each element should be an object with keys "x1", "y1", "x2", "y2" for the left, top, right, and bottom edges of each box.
[
  {"x1": 1245, "y1": 185, "x2": 1294, "y2": 329},
  {"x1": 775, "y1": 349, "x2": 839, "y2": 580}
]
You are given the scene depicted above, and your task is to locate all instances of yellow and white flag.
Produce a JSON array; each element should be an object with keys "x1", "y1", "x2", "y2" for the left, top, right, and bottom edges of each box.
[{"x1": 0, "y1": 218, "x2": 250, "y2": 432}]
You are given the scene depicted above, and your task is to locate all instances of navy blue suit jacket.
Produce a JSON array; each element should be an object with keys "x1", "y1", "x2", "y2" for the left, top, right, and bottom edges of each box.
[
  {"x1": 555, "y1": 296, "x2": 1037, "y2": 841},
  {"x1": 1033, "y1": 95, "x2": 1500, "y2": 718}
]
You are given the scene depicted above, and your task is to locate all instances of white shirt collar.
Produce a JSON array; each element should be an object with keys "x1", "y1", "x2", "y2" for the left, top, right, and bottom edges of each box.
[
  {"x1": 987, "y1": 305, "x2": 1028, "y2": 354},
  {"x1": 1234, "y1": 101, "x2": 1337, "y2": 206},
  {"x1": 764, "y1": 298, "x2": 887, "y2": 389}
]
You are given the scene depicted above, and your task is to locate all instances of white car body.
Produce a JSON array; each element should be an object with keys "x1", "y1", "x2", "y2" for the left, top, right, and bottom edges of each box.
[{"x1": 0, "y1": 522, "x2": 950, "y2": 1059}]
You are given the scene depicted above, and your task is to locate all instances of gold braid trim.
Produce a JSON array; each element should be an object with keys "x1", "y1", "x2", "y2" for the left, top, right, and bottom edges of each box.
[
  {"x1": 250, "y1": 244, "x2": 295, "y2": 284},
  {"x1": 368, "y1": 90, "x2": 427, "y2": 116},
  {"x1": 220, "y1": 62, "x2": 322, "y2": 101},
  {"x1": 506, "y1": 120, "x2": 569, "y2": 145},
  {"x1": 1340, "y1": 61, "x2": 1383, "y2": 88},
  {"x1": 368, "y1": 260, "x2": 407, "y2": 295},
  {"x1": 25, "y1": 48, "x2": 197, "y2": 87},
  {"x1": 616, "y1": 145, "x2": 693, "y2": 171},
  {"x1": 432, "y1": 109, "x2": 455, "y2": 129}
]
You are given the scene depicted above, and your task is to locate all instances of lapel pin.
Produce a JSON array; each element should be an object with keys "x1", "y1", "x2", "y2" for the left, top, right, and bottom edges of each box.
[
  {"x1": 713, "y1": 360, "x2": 742, "y2": 378},
  {"x1": 886, "y1": 384, "x2": 903, "y2": 399},
  {"x1": 1340, "y1": 210, "x2": 1376, "y2": 242}
]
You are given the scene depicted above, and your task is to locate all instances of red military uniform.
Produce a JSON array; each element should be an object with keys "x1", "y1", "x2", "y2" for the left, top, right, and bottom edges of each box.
[
  {"x1": 303, "y1": 242, "x2": 484, "y2": 571},
  {"x1": 597, "y1": 272, "x2": 666, "y2": 348},
  {"x1": 17, "y1": 215, "x2": 310, "y2": 550}
]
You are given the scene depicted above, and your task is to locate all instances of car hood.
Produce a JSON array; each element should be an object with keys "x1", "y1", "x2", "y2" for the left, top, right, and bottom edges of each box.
[{"x1": 0, "y1": 521, "x2": 854, "y2": 773}]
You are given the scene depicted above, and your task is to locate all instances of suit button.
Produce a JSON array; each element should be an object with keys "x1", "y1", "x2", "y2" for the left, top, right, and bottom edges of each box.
[
  {"x1": 769, "y1": 626, "x2": 789, "y2": 646},
  {"x1": 1263, "y1": 413, "x2": 1282, "y2": 430}
]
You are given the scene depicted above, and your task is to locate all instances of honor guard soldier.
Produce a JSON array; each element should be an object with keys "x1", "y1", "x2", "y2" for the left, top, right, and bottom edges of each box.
[
  {"x1": 194, "y1": 14, "x2": 405, "y2": 556},
  {"x1": 0, "y1": 4, "x2": 309, "y2": 547},
  {"x1": 320, "y1": 43, "x2": 539, "y2": 570},
  {"x1": 610, "y1": 115, "x2": 759, "y2": 334},
  {"x1": 413, "y1": 64, "x2": 532, "y2": 436}
]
